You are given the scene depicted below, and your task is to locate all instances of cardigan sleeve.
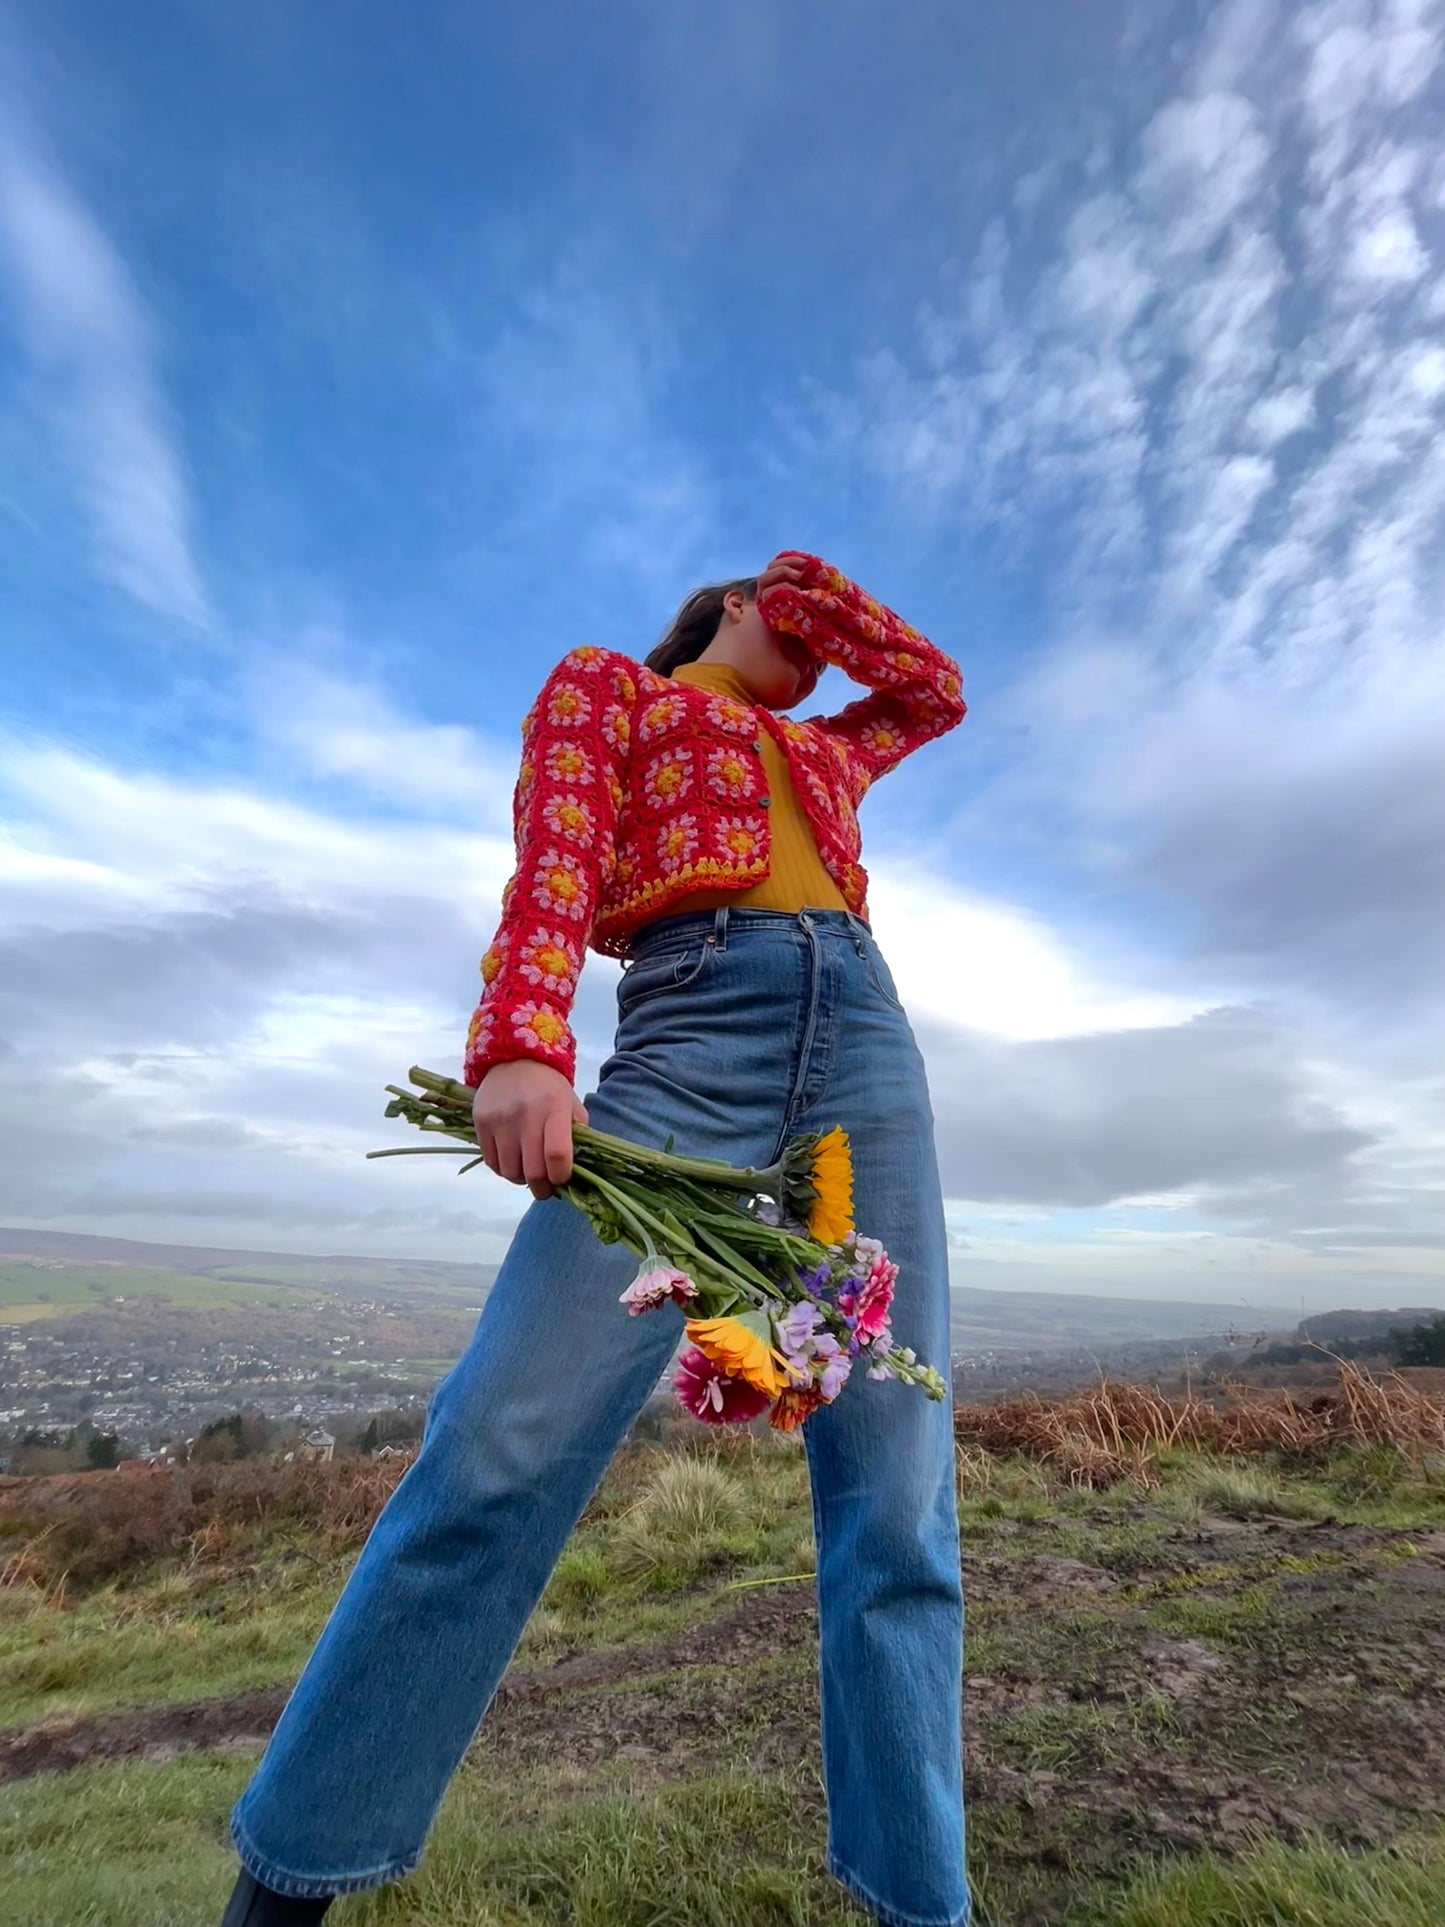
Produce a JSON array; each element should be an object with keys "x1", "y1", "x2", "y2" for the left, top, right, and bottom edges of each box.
[
  {"x1": 756, "y1": 552, "x2": 966, "y2": 796},
  {"x1": 462, "y1": 646, "x2": 634, "y2": 1088}
]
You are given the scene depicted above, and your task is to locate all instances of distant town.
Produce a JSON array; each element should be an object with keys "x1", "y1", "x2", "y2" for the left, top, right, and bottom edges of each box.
[{"x1": 2, "y1": 1228, "x2": 1441, "y2": 1476}]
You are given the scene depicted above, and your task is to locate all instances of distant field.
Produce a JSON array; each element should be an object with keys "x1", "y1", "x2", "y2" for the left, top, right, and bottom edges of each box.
[
  {"x1": 0, "y1": 1264, "x2": 302, "y2": 1323},
  {"x1": 205, "y1": 1261, "x2": 493, "y2": 1307}
]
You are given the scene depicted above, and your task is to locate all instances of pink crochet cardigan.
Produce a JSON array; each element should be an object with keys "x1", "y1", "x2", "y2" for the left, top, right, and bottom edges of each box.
[{"x1": 463, "y1": 551, "x2": 965, "y2": 1085}]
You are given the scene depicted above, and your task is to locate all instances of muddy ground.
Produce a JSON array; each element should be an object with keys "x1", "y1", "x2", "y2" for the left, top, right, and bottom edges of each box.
[{"x1": 5, "y1": 1509, "x2": 1443, "y2": 1924}]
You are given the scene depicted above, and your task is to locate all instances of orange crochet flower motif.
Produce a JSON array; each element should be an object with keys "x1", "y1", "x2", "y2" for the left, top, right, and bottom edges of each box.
[
  {"x1": 717, "y1": 814, "x2": 763, "y2": 860},
  {"x1": 643, "y1": 747, "x2": 693, "y2": 807},
  {"x1": 706, "y1": 747, "x2": 755, "y2": 800},
  {"x1": 532, "y1": 849, "x2": 589, "y2": 920},
  {"x1": 542, "y1": 792, "x2": 596, "y2": 846},
  {"x1": 638, "y1": 693, "x2": 686, "y2": 742},
  {"x1": 658, "y1": 814, "x2": 701, "y2": 875},
  {"x1": 545, "y1": 741, "x2": 592, "y2": 785},
  {"x1": 510, "y1": 1003, "x2": 569, "y2": 1052},
  {"x1": 517, "y1": 928, "x2": 580, "y2": 993},
  {"x1": 546, "y1": 682, "x2": 591, "y2": 728},
  {"x1": 860, "y1": 720, "x2": 904, "y2": 759},
  {"x1": 705, "y1": 693, "x2": 753, "y2": 734},
  {"x1": 479, "y1": 934, "x2": 510, "y2": 986}
]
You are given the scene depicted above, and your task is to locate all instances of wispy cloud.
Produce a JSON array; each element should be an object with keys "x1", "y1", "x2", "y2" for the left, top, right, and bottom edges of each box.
[
  {"x1": 806, "y1": 0, "x2": 1445, "y2": 1012},
  {"x1": 462, "y1": 240, "x2": 715, "y2": 596},
  {"x1": 245, "y1": 651, "x2": 516, "y2": 819},
  {"x1": 0, "y1": 99, "x2": 209, "y2": 627}
]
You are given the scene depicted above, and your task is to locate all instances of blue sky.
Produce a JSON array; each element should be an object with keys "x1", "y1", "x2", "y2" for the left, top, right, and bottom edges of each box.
[{"x1": 2, "y1": 0, "x2": 1442, "y2": 1312}]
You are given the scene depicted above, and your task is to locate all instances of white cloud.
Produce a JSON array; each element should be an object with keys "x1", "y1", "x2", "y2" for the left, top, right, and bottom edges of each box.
[
  {"x1": 777, "y1": 0, "x2": 1445, "y2": 1299},
  {"x1": 0, "y1": 719, "x2": 1423, "y2": 1295},
  {"x1": 868, "y1": 869, "x2": 1202, "y2": 1041},
  {"x1": 246, "y1": 653, "x2": 516, "y2": 818},
  {"x1": 0, "y1": 112, "x2": 209, "y2": 626}
]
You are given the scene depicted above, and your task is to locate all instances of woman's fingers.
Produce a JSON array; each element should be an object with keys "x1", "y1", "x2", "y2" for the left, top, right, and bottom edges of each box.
[
  {"x1": 540, "y1": 1104, "x2": 576, "y2": 1190},
  {"x1": 473, "y1": 1114, "x2": 500, "y2": 1177},
  {"x1": 492, "y1": 1122, "x2": 524, "y2": 1186},
  {"x1": 473, "y1": 1062, "x2": 584, "y2": 1200}
]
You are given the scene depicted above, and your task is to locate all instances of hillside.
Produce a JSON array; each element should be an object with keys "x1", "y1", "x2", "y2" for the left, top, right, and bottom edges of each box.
[
  {"x1": 1, "y1": 1372, "x2": 1443, "y2": 1924},
  {"x1": 0, "y1": 1226, "x2": 1293, "y2": 1347}
]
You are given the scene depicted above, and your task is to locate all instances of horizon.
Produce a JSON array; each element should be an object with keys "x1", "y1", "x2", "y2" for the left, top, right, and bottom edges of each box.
[
  {"x1": 0, "y1": 1222, "x2": 1414, "y2": 1324},
  {"x1": 2, "y1": 1, "x2": 1443, "y2": 1314}
]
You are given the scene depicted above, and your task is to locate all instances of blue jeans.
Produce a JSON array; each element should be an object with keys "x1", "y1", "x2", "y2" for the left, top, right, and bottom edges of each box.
[{"x1": 229, "y1": 907, "x2": 969, "y2": 1927}]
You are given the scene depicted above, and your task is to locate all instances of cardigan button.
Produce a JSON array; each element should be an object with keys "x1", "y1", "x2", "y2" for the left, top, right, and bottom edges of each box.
[{"x1": 759, "y1": 794, "x2": 772, "y2": 808}]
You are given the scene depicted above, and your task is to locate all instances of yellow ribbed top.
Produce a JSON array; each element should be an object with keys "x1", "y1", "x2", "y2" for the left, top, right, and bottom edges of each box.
[{"x1": 659, "y1": 660, "x2": 848, "y2": 916}]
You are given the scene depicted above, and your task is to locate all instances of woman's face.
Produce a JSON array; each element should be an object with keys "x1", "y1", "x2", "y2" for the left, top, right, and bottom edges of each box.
[{"x1": 724, "y1": 590, "x2": 821, "y2": 710}]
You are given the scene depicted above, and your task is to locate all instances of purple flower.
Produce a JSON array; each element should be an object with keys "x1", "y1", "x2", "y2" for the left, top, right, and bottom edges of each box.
[{"x1": 795, "y1": 1259, "x2": 832, "y2": 1299}]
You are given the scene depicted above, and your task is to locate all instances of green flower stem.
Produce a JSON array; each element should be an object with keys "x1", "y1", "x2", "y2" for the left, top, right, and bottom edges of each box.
[
  {"x1": 574, "y1": 1123, "x2": 785, "y2": 1198},
  {"x1": 396, "y1": 1072, "x2": 786, "y2": 1195},
  {"x1": 565, "y1": 1167, "x2": 743, "y2": 1306},
  {"x1": 366, "y1": 1145, "x2": 476, "y2": 1159}
]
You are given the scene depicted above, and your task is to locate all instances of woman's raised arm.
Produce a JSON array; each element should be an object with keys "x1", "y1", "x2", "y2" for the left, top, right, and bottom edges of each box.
[{"x1": 756, "y1": 552, "x2": 966, "y2": 794}]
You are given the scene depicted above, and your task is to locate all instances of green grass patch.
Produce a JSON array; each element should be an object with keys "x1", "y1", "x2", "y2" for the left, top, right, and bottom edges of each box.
[
  {"x1": 1076, "y1": 1822, "x2": 1445, "y2": 1926},
  {"x1": 0, "y1": 1751, "x2": 872, "y2": 1927}
]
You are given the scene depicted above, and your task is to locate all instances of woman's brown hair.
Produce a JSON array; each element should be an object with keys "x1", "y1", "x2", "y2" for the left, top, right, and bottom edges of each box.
[{"x1": 644, "y1": 576, "x2": 759, "y2": 677}]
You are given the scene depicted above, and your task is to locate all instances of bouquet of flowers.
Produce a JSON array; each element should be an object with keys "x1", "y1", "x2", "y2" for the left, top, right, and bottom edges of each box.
[{"x1": 370, "y1": 1067, "x2": 947, "y2": 1429}]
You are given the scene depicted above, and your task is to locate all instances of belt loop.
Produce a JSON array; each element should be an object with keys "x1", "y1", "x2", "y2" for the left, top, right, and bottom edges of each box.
[{"x1": 712, "y1": 906, "x2": 728, "y2": 951}]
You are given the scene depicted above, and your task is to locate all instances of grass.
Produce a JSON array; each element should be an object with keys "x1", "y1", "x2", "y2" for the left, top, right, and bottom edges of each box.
[
  {"x1": 3, "y1": 1403, "x2": 1445, "y2": 1925},
  {"x1": 1074, "y1": 1824, "x2": 1445, "y2": 1927},
  {"x1": 6, "y1": 1750, "x2": 1445, "y2": 1926}
]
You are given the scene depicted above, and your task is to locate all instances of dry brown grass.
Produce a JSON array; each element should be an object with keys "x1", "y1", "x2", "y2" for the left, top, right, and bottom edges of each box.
[
  {"x1": 953, "y1": 1363, "x2": 1445, "y2": 1486},
  {"x1": 0, "y1": 1424, "x2": 788, "y2": 1597},
  {"x1": 0, "y1": 1452, "x2": 417, "y2": 1594}
]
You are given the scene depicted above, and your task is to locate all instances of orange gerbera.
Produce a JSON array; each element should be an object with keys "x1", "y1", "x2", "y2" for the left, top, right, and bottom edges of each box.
[
  {"x1": 769, "y1": 1384, "x2": 826, "y2": 1432},
  {"x1": 684, "y1": 1313, "x2": 789, "y2": 1398}
]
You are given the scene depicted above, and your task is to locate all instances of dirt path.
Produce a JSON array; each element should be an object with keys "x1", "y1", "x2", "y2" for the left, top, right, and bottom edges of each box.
[{"x1": 0, "y1": 1582, "x2": 818, "y2": 1784}]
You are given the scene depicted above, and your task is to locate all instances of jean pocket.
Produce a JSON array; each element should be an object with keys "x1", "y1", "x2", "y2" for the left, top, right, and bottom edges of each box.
[
  {"x1": 617, "y1": 940, "x2": 713, "y2": 1013},
  {"x1": 861, "y1": 941, "x2": 907, "y2": 1013}
]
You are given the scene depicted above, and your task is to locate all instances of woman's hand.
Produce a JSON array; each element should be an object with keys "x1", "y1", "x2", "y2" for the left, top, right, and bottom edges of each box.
[
  {"x1": 473, "y1": 1060, "x2": 589, "y2": 1201},
  {"x1": 756, "y1": 552, "x2": 809, "y2": 596}
]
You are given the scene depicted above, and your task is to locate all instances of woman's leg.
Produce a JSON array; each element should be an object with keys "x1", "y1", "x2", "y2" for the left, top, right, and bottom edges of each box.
[
  {"x1": 228, "y1": 1176, "x2": 680, "y2": 1896},
  {"x1": 796, "y1": 938, "x2": 970, "y2": 1927},
  {"x1": 228, "y1": 938, "x2": 791, "y2": 1900}
]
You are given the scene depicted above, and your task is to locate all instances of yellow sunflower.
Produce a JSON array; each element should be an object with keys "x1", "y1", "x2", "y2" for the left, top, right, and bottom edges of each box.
[{"x1": 807, "y1": 1126, "x2": 854, "y2": 1245}]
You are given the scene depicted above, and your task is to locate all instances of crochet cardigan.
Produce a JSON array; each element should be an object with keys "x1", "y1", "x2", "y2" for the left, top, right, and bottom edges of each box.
[{"x1": 462, "y1": 551, "x2": 966, "y2": 1087}]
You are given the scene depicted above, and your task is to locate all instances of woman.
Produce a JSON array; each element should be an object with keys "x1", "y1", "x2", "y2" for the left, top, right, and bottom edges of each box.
[{"x1": 222, "y1": 551, "x2": 972, "y2": 1927}]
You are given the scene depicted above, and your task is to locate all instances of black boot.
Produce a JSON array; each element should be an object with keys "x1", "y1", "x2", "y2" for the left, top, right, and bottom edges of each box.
[{"x1": 221, "y1": 1866, "x2": 335, "y2": 1925}]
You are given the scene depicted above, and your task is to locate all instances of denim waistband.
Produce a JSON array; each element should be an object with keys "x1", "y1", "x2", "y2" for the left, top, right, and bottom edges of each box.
[{"x1": 625, "y1": 904, "x2": 873, "y2": 959}]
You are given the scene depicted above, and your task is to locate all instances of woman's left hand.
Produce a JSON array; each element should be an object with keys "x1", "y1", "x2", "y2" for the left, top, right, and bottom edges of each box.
[{"x1": 756, "y1": 552, "x2": 809, "y2": 596}]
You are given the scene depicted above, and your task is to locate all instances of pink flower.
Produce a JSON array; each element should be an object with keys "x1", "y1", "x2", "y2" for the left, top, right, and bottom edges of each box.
[
  {"x1": 619, "y1": 1267, "x2": 698, "y2": 1316},
  {"x1": 673, "y1": 1346, "x2": 772, "y2": 1425},
  {"x1": 839, "y1": 1250, "x2": 897, "y2": 1344}
]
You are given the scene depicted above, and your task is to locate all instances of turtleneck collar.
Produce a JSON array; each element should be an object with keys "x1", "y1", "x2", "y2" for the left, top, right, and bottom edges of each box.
[{"x1": 669, "y1": 658, "x2": 757, "y2": 704}]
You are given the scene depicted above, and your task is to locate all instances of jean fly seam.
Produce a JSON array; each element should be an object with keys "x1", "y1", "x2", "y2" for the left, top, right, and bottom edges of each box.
[{"x1": 771, "y1": 912, "x2": 823, "y2": 1159}]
